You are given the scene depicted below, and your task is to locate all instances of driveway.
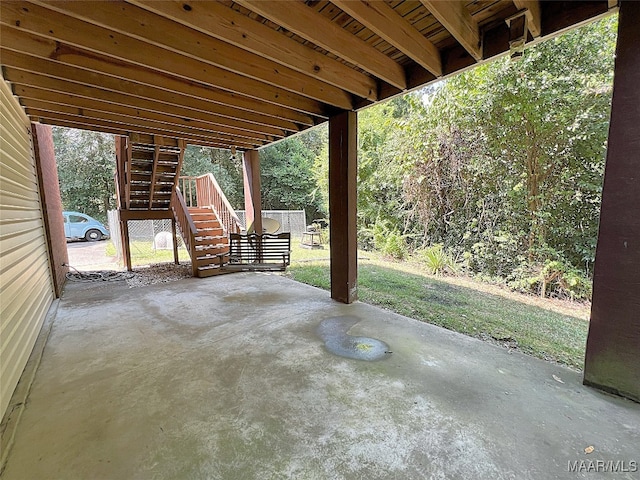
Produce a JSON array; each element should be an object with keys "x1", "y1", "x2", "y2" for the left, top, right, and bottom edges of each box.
[{"x1": 66, "y1": 240, "x2": 120, "y2": 271}]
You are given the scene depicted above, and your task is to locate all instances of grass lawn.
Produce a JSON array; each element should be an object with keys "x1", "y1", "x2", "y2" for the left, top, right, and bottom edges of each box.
[
  {"x1": 105, "y1": 240, "x2": 191, "y2": 267},
  {"x1": 286, "y1": 243, "x2": 590, "y2": 370}
]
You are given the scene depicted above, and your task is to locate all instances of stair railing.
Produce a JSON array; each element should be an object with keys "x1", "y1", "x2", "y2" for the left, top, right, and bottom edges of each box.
[
  {"x1": 178, "y1": 176, "x2": 198, "y2": 208},
  {"x1": 170, "y1": 187, "x2": 198, "y2": 277},
  {"x1": 179, "y1": 174, "x2": 243, "y2": 235}
]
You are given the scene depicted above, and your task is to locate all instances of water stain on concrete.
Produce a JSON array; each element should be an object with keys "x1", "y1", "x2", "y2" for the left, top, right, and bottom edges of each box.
[{"x1": 318, "y1": 316, "x2": 390, "y2": 361}]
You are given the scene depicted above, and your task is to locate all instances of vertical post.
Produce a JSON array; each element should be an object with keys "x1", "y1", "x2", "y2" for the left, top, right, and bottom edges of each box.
[
  {"x1": 171, "y1": 218, "x2": 179, "y2": 265},
  {"x1": 242, "y1": 149, "x2": 262, "y2": 235},
  {"x1": 32, "y1": 123, "x2": 68, "y2": 298},
  {"x1": 120, "y1": 217, "x2": 132, "y2": 272},
  {"x1": 584, "y1": 0, "x2": 640, "y2": 403},
  {"x1": 329, "y1": 110, "x2": 358, "y2": 304}
]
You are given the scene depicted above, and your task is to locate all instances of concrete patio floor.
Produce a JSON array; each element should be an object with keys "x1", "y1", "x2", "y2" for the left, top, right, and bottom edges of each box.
[{"x1": 2, "y1": 273, "x2": 638, "y2": 479}]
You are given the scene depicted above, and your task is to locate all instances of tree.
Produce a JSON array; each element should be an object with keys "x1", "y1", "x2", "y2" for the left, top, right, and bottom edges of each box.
[
  {"x1": 260, "y1": 129, "x2": 327, "y2": 223},
  {"x1": 398, "y1": 16, "x2": 617, "y2": 279},
  {"x1": 53, "y1": 127, "x2": 116, "y2": 223},
  {"x1": 180, "y1": 145, "x2": 244, "y2": 209}
]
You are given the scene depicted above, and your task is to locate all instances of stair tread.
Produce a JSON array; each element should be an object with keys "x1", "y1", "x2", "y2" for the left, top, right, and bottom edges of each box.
[{"x1": 194, "y1": 237, "x2": 226, "y2": 243}]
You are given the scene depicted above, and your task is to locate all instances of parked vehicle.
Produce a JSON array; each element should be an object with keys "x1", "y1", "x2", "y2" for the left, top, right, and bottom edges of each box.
[{"x1": 63, "y1": 211, "x2": 109, "y2": 242}]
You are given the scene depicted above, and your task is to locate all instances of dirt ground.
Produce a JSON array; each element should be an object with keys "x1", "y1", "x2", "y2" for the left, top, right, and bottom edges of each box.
[{"x1": 65, "y1": 240, "x2": 120, "y2": 272}]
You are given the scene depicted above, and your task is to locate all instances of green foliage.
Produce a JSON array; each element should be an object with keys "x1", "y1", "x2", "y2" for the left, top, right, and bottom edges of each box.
[
  {"x1": 468, "y1": 231, "x2": 525, "y2": 278},
  {"x1": 53, "y1": 127, "x2": 116, "y2": 223},
  {"x1": 507, "y1": 258, "x2": 593, "y2": 301},
  {"x1": 260, "y1": 129, "x2": 327, "y2": 223},
  {"x1": 181, "y1": 146, "x2": 244, "y2": 209},
  {"x1": 374, "y1": 16, "x2": 617, "y2": 296},
  {"x1": 361, "y1": 218, "x2": 408, "y2": 259},
  {"x1": 358, "y1": 100, "x2": 408, "y2": 228}
]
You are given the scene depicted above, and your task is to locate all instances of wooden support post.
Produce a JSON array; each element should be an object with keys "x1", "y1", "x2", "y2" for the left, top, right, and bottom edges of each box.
[
  {"x1": 32, "y1": 123, "x2": 68, "y2": 298},
  {"x1": 171, "y1": 218, "x2": 179, "y2": 265},
  {"x1": 242, "y1": 149, "x2": 262, "y2": 235},
  {"x1": 120, "y1": 216, "x2": 132, "y2": 272},
  {"x1": 584, "y1": 0, "x2": 640, "y2": 403},
  {"x1": 329, "y1": 110, "x2": 358, "y2": 304},
  {"x1": 124, "y1": 137, "x2": 132, "y2": 211},
  {"x1": 114, "y1": 136, "x2": 125, "y2": 209}
]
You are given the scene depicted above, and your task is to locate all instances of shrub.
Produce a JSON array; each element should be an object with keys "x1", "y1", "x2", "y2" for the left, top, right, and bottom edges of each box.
[
  {"x1": 507, "y1": 259, "x2": 592, "y2": 301},
  {"x1": 361, "y1": 219, "x2": 408, "y2": 259},
  {"x1": 416, "y1": 243, "x2": 459, "y2": 276},
  {"x1": 468, "y1": 230, "x2": 524, "y2": 277}
]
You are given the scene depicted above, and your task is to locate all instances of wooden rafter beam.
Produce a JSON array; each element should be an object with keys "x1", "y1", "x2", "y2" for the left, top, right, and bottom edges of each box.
[
  {"x1": 17, "y1": 90, "x2": 276, "y2": 143},
  {"x1": 332, "y1": 0, "x2": 442, "y2": 77},
  {"x1": 29, "y1": 115, "x2": 252, "y2": 150},
  {"x1": 4, "y1": 68, "x2": 271, "y2": 146},
  {"x1": 25, "y1": 107, "x2": 262, "y2": 149},
  {"x1": 128, "y1": 0, "x2": 378, "y2": 102},
  {"x1": 0, "y1": 1, "x2": 330, "y2": 117},
  {"x1": 235, "y1": 0, "x2": 407, "y2": 90},
  {"x1": 420, "y1": 0, "x2": 482, "y2": 61},
  {"x1": 1, "y1": 61, "x2": 286, "y2": 140},
  {"x1": 513, "y1": 0, "x2": 542, "y2": 38},
  {"x1": 0, "y1": 27, "x2": 314, "y2": 130},
  {"x1": 19, "y1": 99, "x2": 261, "y2": 148},
  {"x1": 35, "y1": 0, "x2": 354, "y2": 110}
]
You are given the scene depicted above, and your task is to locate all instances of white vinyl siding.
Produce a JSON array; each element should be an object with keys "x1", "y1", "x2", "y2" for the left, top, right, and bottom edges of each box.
[{"x1": 0, "y1": 77, "x2": 54, "y2": 419}]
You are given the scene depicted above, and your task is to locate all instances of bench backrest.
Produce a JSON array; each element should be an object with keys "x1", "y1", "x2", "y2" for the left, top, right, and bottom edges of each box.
[{"x1": 229, "y1": 232, "x2": 291, "y2": 265}]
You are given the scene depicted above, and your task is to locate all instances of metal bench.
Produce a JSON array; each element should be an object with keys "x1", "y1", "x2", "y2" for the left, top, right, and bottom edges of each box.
[{"x1": 226, "y1": 232, "x2": 291, "y2": 272}]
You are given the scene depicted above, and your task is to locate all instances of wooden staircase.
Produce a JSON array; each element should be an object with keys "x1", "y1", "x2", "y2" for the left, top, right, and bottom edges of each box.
[
  {"x1": 170, "y1": 175, "x2": 244, "y2": 277},
  {"x1": 116, "y1": 135, "x2": 247, "y2": 277},
  {"x1": 116, "y1": 134, "x2": 184, "y2": 212},
  {"x1": 188, "y1": 207, "x2": 231, "y2": 277}
]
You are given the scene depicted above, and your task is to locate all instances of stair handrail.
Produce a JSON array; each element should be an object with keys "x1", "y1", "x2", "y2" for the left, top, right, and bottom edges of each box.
[
  {"x1": 170, "y1": 187, "x2": 198, "y2": 277},
  {"x1": 194, "y1": 173, "x2": 244, "y2": 234},
  {"x1": 178, "y1": 176, "x2": 197, "y2": 208}
]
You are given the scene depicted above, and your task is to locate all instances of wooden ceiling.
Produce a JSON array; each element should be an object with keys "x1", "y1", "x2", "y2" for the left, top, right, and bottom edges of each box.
[{"x1": 0, "y1": 1, "x2": 615, "y2": 151}]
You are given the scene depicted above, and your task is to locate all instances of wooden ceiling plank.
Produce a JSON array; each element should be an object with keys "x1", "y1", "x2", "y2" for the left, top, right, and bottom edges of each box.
[
  {"x1": 129, "y1": 0, "x2": 378, "y2": 102},
  {"x1": 0, "y1": 1, "x2": 329, "y2": 117},
  {"x1": 235, "y1": 0, "x2": 407, "y2": 90},
  {"x1": 333, "y1": 0, "x2": 442, "y2": 77},
  {"x1": 25, "y1": 108, "x2": 263, "y2": 149},
  {"x1": 1, "y1": 28, "x2": 313, "y2": 129},
  {"x1": 36, "y1": 0, "x2": 354, "y2": 110},
  {"x1": 512, "y1": 0, "x2": 542, "y2": 38},
  {"x1": 420, "y1": 0, "x2": 482, "y2": 60},
  {"x1": 20, "y1": 97, "x2": 268, "y2": 146},
  {"x1": 0, "y1": 47, "x2": 291, "y2": 137}
]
